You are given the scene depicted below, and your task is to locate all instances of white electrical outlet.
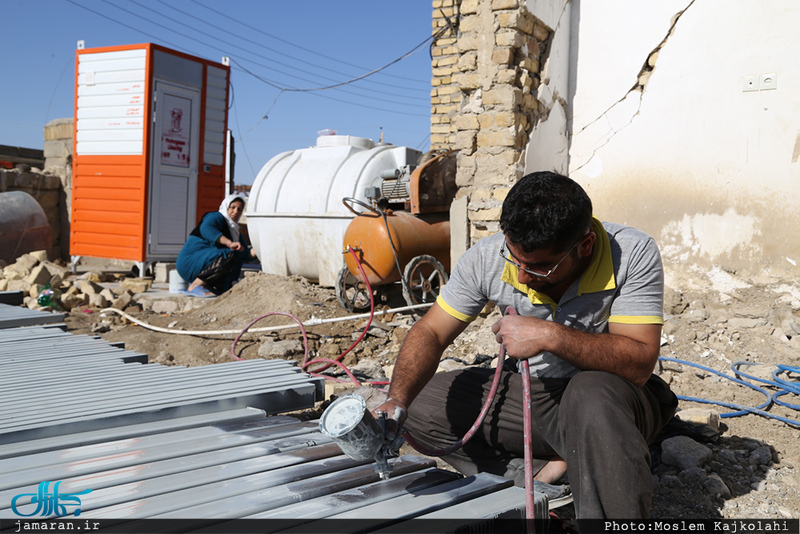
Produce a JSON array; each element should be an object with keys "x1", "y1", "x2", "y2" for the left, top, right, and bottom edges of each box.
[
  {"x1": 759, "y1": 73, "x2": 777, "y2": 91},
  {"x1": 743, "y1": 75, "x2": 758, "y2": 92}
]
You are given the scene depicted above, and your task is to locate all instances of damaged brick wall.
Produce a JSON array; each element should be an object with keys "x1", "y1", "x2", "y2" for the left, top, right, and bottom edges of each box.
[{"x1": 430, "y1": 0, "x2": 551, "y2": 249}]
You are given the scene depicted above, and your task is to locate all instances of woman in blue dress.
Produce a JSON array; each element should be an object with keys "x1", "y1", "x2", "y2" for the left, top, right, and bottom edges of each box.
[{"x1": 177, "y1": 193, "x2": 257, "y2": 297}]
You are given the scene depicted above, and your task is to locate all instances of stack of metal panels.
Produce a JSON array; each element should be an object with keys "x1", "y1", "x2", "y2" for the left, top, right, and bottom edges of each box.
[
  {"x1": 0, "y1": 309, "x2": 543, "y2": 532},
  {"x1": 0, "y1": 302, "x2": 64, "y2": 328},
  {"x1": 0, "y1": 412, "x2": 536, "y2": 532},
  {"x1": 0, "y1": 323, "x2": 324, "y2": 444}
]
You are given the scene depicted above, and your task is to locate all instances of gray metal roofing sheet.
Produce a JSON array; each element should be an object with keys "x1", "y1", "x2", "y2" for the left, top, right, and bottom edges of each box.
[
  {"x1": 0, "y1": 312, "x2": 541, "y2": 532},
  {"x1": 0, "y1": 302, "x2": 64, "y2": 328}
]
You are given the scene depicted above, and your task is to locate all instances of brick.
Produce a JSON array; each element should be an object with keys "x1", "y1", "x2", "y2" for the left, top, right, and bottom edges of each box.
[
  {"x1": 43, "y1": 119, "x2": 74, "y2": 141},
  {"x1": 26, "y1": 264, "x2": 52, "y2": 286},
  {"x1": 493, "y1": 111, "x2": 517, "y2": 128},
  {"x1": 495, "y1": 68, "x2": 516, "y2": 84},
  {"x1": 456, "y1": 72, "x2": 481, "y2": 90},
  {"x1": 435, "y1": 104, "x2": 460, "y2": 115},
  {"x1": 455, "y1": 131, "x2": 477, "y2": 154},
  {"x1": 459, "y1": 15, "x2": 480, "y2": 33},
  {"x1": 472, "y1": 228, "x2": 496, "y2": 242},
  {"x1": 438, "y1": 84, "x2": 460, "y2": 96},
  {"x1": 497, "y1": 31, "x2": 524, "y2": 48},
  {"x1": 469, "y1": 207, "x2": 503, "y2": 220},
  {"x1": 44, "y1": 141, "x2": 71, "y2": 159},
  {"x1": 438, "y1": 55, "x2": 458, "y2": 67},
  {"x1": 492, "y1": 47, "x2": 514, "y2": 65},
  {"x1": 477, "y1": 150, "x2": 519, "y2": 168},
  {"x1": 523, "y1": 93, "x2": 539, "y2": 110},
  {"x1": 456, "y1": 115, "x2": 480, "y2": 130},
  {"x1": 496, "y1": 12, "x2": 522, "y2": 30},
  {"x1": 458, "y1": 34, "x2": 480, "y2": 51},
  {"x1": 491, "y1": 0, "x2": 519, "y2": 10},
  {"x1": 461, "y1": 0, "x2": 478, "y2": 14},
  {"x1": 493, "y1": 187, "x2": 511, "y2": 201},
  {"x1": 520, "y1": 14, "x2": 535, "y2": 34},
  {"x1": 519, "y1": 69, "x2": 532, "y2": 89},
  {"x1": 483, "y1": 86, "x2": 522, "y2": 107},
  {"x1": 533, "y1": 23, "x2": 550, "y2": 42},
  {"x1": 458, "y1": 51, "x2": 478, "y2": 71},
  {"x1": 521, "y1": 57, "x2": 540, "y2": 73},
  {"x1": 431, "y1": 124, "x2": 454, "y2": 135},
  {"x1": 433, "y1": 66, "x2": 454, "y2": 77},
  {"x1": 430, "y1": 134, "x2": 450, "y2": 145},
  {"x1": 527, "y1": 39, "x2": 541, "y2": 57}
]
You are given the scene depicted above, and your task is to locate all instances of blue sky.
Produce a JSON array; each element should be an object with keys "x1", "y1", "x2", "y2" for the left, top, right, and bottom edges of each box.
[{"x1": 2, "y1": 1, "x2": 434, "y2": 184}]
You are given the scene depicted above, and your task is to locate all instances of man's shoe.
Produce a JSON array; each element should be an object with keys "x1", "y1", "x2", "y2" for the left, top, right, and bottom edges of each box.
[{"x1": 533, "y1": 480, "x2": 573, "y2": 509}]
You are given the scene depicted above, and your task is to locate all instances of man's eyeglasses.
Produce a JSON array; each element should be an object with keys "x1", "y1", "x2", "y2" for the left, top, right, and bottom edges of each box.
[{"x1": 499, "y1": 236, "x2": 584, "y2": 279}]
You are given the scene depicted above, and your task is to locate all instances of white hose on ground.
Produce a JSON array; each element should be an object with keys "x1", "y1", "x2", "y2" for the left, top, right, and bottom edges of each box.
[{"x1": 99, "y1": 302, "x2": 433, "y2": 337}]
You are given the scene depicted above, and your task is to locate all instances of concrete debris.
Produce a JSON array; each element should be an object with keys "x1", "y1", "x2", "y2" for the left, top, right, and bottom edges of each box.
[
  {"x1": 674, "y1": 408, "x2": 721, "y2": 431},
  {"x1": 0, "y1": 251, "x2": 152, "y2": 313},
  {"x1": 661, "y1": 435, "x2": 714, "y2": 470},
  {"x1": 258, "y1": 339, "x2": 304, "y2": 358},
  {"x1": 120, "y1": 278, "x2": 153, "y2": 293}
]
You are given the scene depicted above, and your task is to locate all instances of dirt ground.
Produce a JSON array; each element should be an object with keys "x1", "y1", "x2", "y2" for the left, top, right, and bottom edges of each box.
[{"x1": 64, "y1": 267, "x2": 800, "y2": 522}]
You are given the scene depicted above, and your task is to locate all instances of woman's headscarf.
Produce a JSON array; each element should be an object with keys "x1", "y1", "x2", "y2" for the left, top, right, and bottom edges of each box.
[{"x1": 219, "y1": 193, "x2": 247, "y2": 242}]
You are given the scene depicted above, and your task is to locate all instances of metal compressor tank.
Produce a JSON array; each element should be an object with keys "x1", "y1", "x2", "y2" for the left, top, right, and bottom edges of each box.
[{"x1": 246, "y1": 134, "x2": 421, "y2": 287}]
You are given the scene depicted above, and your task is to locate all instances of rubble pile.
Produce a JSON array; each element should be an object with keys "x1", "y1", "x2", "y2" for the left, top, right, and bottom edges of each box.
[{"x1": 0, "y1": 250, "x2": 149, "y2": 312}]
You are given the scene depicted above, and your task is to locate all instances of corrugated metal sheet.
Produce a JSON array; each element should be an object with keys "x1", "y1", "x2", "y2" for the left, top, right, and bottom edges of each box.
[
  {"x1": 0, "y1": 302, "x2": 64, "y2": 328},
  {"x1": 0, "y1": 323, "x2": 323, "y2": 444},
  {"x1": 0, "y1": 315, "x2": 544, "y2": 532}
]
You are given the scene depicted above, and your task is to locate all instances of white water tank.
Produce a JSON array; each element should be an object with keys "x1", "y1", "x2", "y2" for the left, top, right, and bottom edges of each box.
[{"x1": 247, "y1": 135, "x2": 421, "y2": 287}]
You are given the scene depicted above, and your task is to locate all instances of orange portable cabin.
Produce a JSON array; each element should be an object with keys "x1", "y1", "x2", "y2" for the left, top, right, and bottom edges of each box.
[{"x1": 71, "y1": 43, "x2": 231, "y2": 275}]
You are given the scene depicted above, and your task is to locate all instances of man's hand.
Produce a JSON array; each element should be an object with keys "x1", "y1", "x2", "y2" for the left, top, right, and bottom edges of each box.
[
  {"x1": 492, "y1": 313, "x2": 662, "y2": 386},
  {"x1": 372, "y1": 398, "x2": 407, "y2": 441},
  {"x1": 491, "y1": 314, "x2": 552, "y2": 359},
  {"x1": 228, "y1": 241, "x2": 244, "y2": 251}
]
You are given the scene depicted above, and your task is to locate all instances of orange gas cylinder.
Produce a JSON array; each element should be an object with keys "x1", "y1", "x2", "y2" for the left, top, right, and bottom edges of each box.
[{"x1": 343, "y1": 210, "x2": 450, "y2": 286}]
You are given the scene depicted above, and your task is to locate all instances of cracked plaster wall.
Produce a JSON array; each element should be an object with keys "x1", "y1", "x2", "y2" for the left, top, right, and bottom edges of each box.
[{"x1": 524, "y1": 0, "x2": 800, "y2": 277}]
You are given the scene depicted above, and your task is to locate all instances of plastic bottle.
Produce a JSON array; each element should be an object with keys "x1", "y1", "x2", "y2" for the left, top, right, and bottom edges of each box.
[{"x1": 37, "y1": 284, "x2": 54, "y2": 308}]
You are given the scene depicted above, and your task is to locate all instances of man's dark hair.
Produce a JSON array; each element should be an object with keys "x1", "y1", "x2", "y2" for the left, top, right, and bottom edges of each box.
[{"x1": 499, "y1": 171, "x2": 593, "y2": 253}]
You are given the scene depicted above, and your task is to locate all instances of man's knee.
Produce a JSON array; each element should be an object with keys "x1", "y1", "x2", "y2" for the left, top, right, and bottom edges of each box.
[{"x1": 559, "y1": 371, "x2": 638, "y2": 426}]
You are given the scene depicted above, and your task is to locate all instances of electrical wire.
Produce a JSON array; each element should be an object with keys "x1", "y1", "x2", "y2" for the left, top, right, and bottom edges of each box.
[
  {"x1": 130, "y1": 0, "x2": 428, "y2": 105},
  {"x1": 155, "y1": 0, "x2": 429, "y2": 96},
  {"x1": 68, "y1": 0, "x2": 430, "y2": 114},
  {"x1": 188, "y1": 0, "x2": 431, "y2": 86}
]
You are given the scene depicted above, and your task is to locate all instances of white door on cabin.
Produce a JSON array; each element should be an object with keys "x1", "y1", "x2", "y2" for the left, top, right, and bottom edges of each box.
[{"x1": 148, "y1": 81, "x2": 200, "y2": 257}]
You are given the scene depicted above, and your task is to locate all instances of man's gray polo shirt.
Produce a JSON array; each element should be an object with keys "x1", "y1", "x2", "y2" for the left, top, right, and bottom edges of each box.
[{"x1": 437, "y1": 218, "x2": 664, "y2": 378}]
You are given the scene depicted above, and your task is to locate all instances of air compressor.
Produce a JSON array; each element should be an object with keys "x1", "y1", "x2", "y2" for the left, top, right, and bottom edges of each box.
[{"x1": 336, "y1": 150, "x2": 457, "y2": 312}]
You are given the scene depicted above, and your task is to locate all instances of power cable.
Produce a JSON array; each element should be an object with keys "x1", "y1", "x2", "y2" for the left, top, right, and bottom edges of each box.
[
  {"x1": 69, "y1": 0, "x2": 429, "y2": 114},
  {"x1": 44, "y1": 56, "x2": 75, "y2": 125},
  {"x1": 188, "y1": 0, "x2": 427, "y2": 85},
  {"x1": 65, "y1": 0, "x2": 188, "y2": 52},
  {"x1": 154, "y1": 0, "x2": 428, "y2": 95}
]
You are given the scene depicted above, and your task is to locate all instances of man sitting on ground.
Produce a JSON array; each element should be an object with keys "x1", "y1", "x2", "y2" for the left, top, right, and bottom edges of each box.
[{"x1": 376, "y1": 171, "x2": 678, "y2": 519}]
